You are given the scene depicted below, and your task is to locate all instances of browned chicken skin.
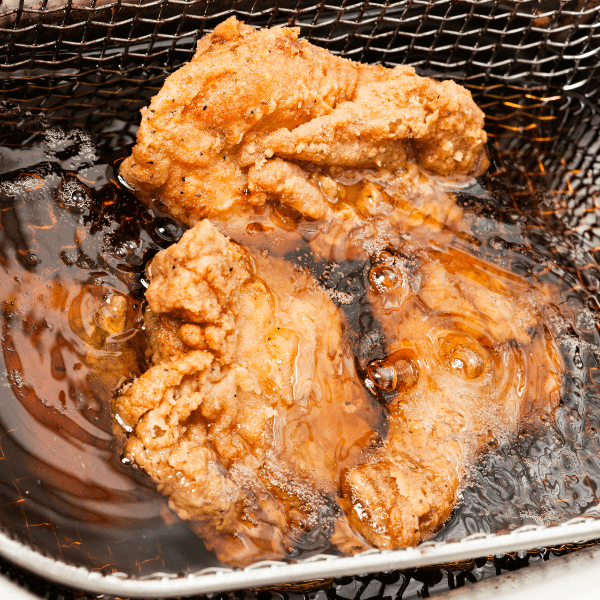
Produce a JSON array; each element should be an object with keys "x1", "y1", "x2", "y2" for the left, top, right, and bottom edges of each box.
[
  {"x1": 339, "y1": 246, "x2": 564, "y2": 549},
  {"x1": 115, "y1": 16, "x2": 565, "y2": 566},
  {"x1": 115, "y1": 221, "x2": 380, "y2": 565},
  {"x1": 120, "y1": 16, "x2": 487, "y2": 224}
]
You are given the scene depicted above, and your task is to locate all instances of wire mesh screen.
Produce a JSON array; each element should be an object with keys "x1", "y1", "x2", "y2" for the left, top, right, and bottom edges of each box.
[
  {"x1": 1, "y1": 70, "x2": 600, "y2": 598},
  {"x1": 0, "y1": 0, "x2": 599, "y2": 98},
  {"x1": 2, "y1": 1, "x2": 600, "y2": 599}
]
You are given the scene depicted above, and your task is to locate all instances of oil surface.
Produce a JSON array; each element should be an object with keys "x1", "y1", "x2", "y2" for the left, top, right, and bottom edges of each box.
[
  {"x1": 0, "y1": 109, "x2": 219, "y2": 574},
  {"x1": 0, "y1": 86, "x2": 600, "y2": 576}
]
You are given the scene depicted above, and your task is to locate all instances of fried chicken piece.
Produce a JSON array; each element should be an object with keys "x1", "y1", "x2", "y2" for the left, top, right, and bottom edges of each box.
[
  {"x1": 120, "y1": 16, "x2": 487, "y2": 225},
  {"x1": 337, "y1": 247, "x2": 563, "y2": 550},
  {"x1": 115, "y1": 220, "x2": 380, "y2": 565},
  {"x1": 307, "y1": 174, "x2": 466, "y2": 264},
  {"x1": 417, "y1": 248, "x2": 555, "y2": 345}
]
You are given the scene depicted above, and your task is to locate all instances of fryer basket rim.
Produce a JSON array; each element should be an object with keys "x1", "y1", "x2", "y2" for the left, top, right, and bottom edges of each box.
[{"x1": 1, "y1": 514, "x2": 600, "y2": 597}]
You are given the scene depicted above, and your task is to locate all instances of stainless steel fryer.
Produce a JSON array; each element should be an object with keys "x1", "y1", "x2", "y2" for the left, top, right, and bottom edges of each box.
[{"x1": 1, "y1": 1, "x2": 600, "y2": 598}]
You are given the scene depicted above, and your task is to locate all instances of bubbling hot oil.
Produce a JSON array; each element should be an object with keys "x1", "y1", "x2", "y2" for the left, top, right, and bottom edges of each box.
[{"x1": 0, "y1": 107, "x2": 595, "y2": 575}]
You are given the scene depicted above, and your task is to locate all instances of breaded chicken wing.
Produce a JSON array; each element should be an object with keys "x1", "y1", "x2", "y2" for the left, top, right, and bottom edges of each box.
[
  {"x1": 337, "y1": 247, "x2": 563, "y2": 549},
  {"x1": 115, "y1": 221, "x2": 380, "y2": 565},
  {"x1": 120, "y1": 17, "x2": 487, "y2": 224}
]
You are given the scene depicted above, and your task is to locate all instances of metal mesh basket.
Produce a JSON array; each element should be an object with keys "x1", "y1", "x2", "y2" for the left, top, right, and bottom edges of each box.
[
  {"x1": 1, "y1": 0, "x2": 599, "y2": 96},
  {"x1": 2, "y1": 1, "x2": 600, "y2": 599}
]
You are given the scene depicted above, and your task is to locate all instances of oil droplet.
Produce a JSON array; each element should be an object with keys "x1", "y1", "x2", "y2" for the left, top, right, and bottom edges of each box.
[
  {"x1": 376, "y1": 250, "x2": 395, "y2": 265},
  {"x1": 246, "y1": 222, "x2": 267, "y2": 235},
  {"x1": 58, "y1": 177, "x2": 91, "y2": 214},
  {"x1": 369, "y1": 264, "x2": 399, "y2": 291},
  {"x1": 154, "y1": 220, "x2": 182, "y2": 243},
  {"x1": 23, "y1": 251, "x2": 39, "y2": 267},
  {"x1": 367, "y1": 352, "x2": 419, "y2": 394},
  {"x1": 447, "y1": 345, "x2": 485, "y2": 379},
  {"x1": 272, "y1": 202, "x2": 304, "y2": 230},
  {"x1": 508, "y1": 210, "x2": 526, "y2": 223},
  {"x1": 490, "y1": 236, "x2": 507, "y2": 251},
  {"x1": 367, "y1": 359, "x2": 397, "y2": 391},
  {"x1": 121, "y1": 453, "x2": 134, "y2": 465}
]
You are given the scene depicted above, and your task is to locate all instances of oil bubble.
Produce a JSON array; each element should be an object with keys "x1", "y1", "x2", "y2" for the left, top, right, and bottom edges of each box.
[
  {"x1": 367, "y1": 351, "x2": 419, "y2": 394},
  {"x1": 447, "y1": 345, "x2": 485, "y2": 379},
  {"x1": 369, "y1": 265, "x2": 400, "y2": 291}
]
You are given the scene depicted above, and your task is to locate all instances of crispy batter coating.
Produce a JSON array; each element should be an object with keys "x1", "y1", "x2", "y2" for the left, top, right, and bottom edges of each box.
[
  {"x1": 338, "y1": 247, "x2": 564, "y2": 549},
  {"x1": 120, "y1": 16, "x2": 487, "y2": 224},
  {"x1": 115, "y1": 220, "x2": 379, "y2": 565},
  {"x1": 115, "y1": 16, "x2": 566, "y2": 561}
]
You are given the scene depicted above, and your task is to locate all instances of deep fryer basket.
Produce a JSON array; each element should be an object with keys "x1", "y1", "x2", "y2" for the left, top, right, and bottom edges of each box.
[{"x1": 2, "y1": 1, "x2": 600, "y2": 598}]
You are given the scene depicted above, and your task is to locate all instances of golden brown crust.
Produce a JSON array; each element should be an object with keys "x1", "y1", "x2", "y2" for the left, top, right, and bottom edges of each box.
[
  {"x1": 115, "y1": 220, "x2": 378, "y2": 565},
  {"x1": 120, "y1": 16, "x2": 487, "y2": 225},
  {"x1": 338, "y1": 247, "x2": 564, "y2": 549}
]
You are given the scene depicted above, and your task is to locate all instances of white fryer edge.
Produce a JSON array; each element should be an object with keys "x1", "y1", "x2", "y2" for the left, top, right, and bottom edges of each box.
[
  {"x1": 435, "y1": 542, "x2": 600, "y2": 599},
  {"x1": 0, "y1": 515, "x2": 599, "y2": 598},
  {"x1": 0, "y1": 573, "x2": 40, "y2": 600}
]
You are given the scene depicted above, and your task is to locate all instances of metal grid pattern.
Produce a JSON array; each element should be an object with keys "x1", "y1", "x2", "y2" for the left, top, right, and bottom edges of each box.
[
  {"x1": 2, "y1": 72, "x2": 600, "y2": 596},
  {"x1": 1, "y1": 1, "x2": 600, "y2": 99},
  {"x1": 2, "y1": 543, "x2": 600, "y2": 599},
  {"x1": 3, "y1": 1, "x2": 600, "y2": 598}
]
